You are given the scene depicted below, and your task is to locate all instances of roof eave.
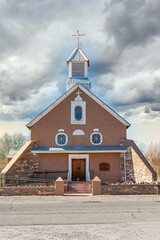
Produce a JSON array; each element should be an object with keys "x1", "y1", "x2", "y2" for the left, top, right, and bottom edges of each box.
[
  {"x1": 31, "y1": 149, "x2": 127, "y2": 154},
  {"x1": 26, "y1": 83, "x2": 80, "y2": 128},
  {"x1": 27, "y1": 83, "x2": 130, "y2": 128}
]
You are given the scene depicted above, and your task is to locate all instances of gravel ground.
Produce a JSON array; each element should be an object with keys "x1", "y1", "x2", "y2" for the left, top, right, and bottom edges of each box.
[{"x1": 0, "y1": 223, "x2": 160, "y2": 240}]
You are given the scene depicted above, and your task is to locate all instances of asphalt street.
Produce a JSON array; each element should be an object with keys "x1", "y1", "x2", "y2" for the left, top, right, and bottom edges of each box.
[{"x1": 0, "y1": 195, "x2": 160, "y2": 226}]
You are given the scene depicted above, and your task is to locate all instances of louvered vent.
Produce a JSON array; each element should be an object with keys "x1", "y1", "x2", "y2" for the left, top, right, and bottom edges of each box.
[{"x1": 72, "y1": 63, "x2": 84, "y2": 77}]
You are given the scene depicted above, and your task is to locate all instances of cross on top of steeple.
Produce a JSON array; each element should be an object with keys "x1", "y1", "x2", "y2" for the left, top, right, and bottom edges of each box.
[
  {"x1": 66, "y1": 31, "x2": 91, "y2": 91},
  {"x1": 72, "y1": 30, "x2": 85, "y2": 47}
]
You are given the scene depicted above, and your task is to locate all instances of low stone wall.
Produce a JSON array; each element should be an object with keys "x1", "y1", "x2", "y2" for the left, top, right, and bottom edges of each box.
[
  {"x1": 0, "y1": 185, "x2": 55, "y2": 196},
  {"x1": 0, "y1": 183, "x2": 159, "y2": 196},
  {"x1": 102, "y1": 184, "x2": 160, "y2": 195}
]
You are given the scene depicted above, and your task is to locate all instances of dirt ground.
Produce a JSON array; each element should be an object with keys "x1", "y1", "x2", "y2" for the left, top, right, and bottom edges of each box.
[{"x1": 0, "y1": 223, "x2": 160, "y2": 240}]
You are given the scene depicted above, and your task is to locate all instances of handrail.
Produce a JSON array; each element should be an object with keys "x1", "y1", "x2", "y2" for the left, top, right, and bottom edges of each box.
[{"x1": 67, "y1": 172, "x2": 70, "y2": 182}]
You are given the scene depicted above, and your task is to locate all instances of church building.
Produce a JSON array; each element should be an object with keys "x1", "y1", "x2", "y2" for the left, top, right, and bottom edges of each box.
[{"x1": 1, "y1": 31, "x2": 156, "y2": 186}]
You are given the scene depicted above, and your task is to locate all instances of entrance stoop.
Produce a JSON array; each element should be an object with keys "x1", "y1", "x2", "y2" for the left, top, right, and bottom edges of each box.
[{"x1": 68, "y1": 181, "x2": 90, "y2": 193}]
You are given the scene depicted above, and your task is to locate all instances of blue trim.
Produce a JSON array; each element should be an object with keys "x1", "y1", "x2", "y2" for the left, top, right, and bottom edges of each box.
[{"x1": 31, "y1": 146, "x2": 126, "y2": 152}]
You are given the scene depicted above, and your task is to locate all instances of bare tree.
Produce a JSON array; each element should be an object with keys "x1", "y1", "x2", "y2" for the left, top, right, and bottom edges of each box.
[{"x1": 145, "y1": 142, "x2": 160, "y2": 181}]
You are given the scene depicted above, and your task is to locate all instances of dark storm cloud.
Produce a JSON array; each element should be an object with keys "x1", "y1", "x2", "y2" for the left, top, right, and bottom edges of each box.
[
  {"x1": 0, "y1": 0, "x2": 160, "y2": 123},
  {"x1": 0, "y1": 0, "x2": 100, "y2": 111},
  {"x1": 0, "y1": 65, "x2": 54, "y2": 104},
  {"x1": 144, "y1": 106, "x2": 151, "y2": 113},
  {"x1": 150, "y1": 104, "x2": 160, "y2": 112},
  {"x1": 110, "y1": 76, "x2": 160, "y2": 109},
  {"x1": 104, "y1": 0, "x2": 160, "y2": 49}
]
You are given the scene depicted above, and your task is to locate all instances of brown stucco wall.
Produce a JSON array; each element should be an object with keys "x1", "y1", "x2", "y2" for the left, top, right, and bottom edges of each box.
[
  {"x1": 90, "y1": 153, "x2": 121, "y2": 183},
  {"x1": 30, "y1": 88, "x2": 126, "y2": 147},
  {"x1": 39, "y1": 154, "x2": 68, "y2": 171},
  {"x1": 38, "y1": 152, "x2": 121, "y2": 184},
  {"x1": 38, "y1": 153, "x2": 68, "y2": 180}
]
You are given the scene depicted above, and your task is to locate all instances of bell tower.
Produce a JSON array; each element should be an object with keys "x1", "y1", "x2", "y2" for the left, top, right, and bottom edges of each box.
[{"x1": 66, "y1": 31, "x2": 91, "y2": 91}]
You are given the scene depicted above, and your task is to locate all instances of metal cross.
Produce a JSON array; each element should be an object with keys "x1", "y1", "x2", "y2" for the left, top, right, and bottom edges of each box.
[
  {"x1": 72, "y1": 30, "x2": 85, "y2": 47},
  {"x1": 76, "y1": 90, "x2": 82, "y2": 96}
]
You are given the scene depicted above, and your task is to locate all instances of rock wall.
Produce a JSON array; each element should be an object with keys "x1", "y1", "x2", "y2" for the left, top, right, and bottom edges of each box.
[
  {"x1": 120, "y1": 148, "x2": 135, "y2": 182},
  {"x1": 120, "y1": 139, "x2": 156, "y2": 183},
  {"x1": 102, "y1": 184, "x2": 159, "y2": 195},
  {"x1": 0, "y1": 185, "x2": 55, "y2": 196},
  {"x1": 1, "y1": 140, "x2": 39, "y2": 178}
]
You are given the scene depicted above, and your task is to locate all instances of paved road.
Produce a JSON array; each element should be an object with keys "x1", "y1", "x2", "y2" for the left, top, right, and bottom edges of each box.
[{"x1": 0, "y1": 195, "x2": 160, "y2": 226}]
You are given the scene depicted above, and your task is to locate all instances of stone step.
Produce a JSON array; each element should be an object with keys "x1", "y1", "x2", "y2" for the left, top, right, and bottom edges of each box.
[
  {"x1": 67, "y1": 190, "x2": 89, "y2": 193},
  {"x1": 68, "y1": 182, "x2": 89, "y2": 193}
]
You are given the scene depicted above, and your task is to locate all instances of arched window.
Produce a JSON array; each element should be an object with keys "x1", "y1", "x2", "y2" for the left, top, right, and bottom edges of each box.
[
  {"x1": 56, "y1": 133, "x2": 68, "y2": 146},
  {"x1": 90, "y1": 132, "x2": 102, "y2": 145},
  {"x1": 99, "y1": 163, "x2": 110, "y2": 171},
  {"x1": 75, "y1": 106, "x2": 82, "y2": 121}
]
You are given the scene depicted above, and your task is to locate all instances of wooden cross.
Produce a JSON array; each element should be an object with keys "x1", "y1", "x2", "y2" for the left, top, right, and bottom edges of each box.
[{"x1": 72, "y1": 30, "x2": 85, "y2": 47}]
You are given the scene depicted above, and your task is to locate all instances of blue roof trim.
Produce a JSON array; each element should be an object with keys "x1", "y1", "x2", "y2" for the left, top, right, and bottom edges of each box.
[{"x1": 31, "y1": 146, "x2": 126, "y2": 152}]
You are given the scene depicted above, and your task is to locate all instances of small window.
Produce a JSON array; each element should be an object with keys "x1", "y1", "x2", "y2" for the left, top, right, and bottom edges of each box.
[
  {"x1": 90, "y1": 132, "x2": 102, "y2": 145},
  {"x1": 75, "y1": 106, "x2": 82, "y2": 121},
  {"x1": 56, "y1": 133, "x2": 68, "y2": 146},
  {"x1": 99, "y1": 163, "x2": 110, "y2": 171}
]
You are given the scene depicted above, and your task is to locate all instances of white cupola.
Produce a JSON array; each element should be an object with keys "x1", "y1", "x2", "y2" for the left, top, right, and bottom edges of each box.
[{"x1": 66, "y1": 31, "x2": 91, "y2": 91}]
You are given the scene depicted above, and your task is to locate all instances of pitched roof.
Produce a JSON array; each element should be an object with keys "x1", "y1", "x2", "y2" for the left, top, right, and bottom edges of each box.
[
  {"x1": 67, "y1": 47, "x2": 89, "y2": 65},
  {"x1": 26, "y1": 83, "x2": 130, "y2": 128},
  {"x1": 31, "y1": 146, "x2": 127, "y2": 153}
]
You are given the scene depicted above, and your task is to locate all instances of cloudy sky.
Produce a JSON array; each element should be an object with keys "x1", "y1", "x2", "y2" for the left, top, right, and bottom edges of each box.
[{"x1": 0, "y1": 0, "x2": 160, "y2": 149}]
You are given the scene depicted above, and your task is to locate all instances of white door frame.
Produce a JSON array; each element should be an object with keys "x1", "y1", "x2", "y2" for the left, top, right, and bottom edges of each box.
[{"x1": 68, "y1": 154, "x2": 89, "y2": 181}]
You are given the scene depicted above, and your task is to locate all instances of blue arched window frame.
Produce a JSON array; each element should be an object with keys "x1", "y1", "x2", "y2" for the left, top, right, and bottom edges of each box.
[{"x1": 75, "y1": 106, "x2": 82, "y2": 121}]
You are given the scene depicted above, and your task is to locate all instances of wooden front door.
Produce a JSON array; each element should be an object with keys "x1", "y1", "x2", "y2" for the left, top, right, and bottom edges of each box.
[{"x1": 72, "y1": 159, "x2": 86, "y2": 181}]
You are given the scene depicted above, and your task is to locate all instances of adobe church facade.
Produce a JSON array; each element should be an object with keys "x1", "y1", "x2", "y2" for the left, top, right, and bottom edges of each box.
[{"x1": 1, "y1": 33, "x2": 156, "y2": 184}]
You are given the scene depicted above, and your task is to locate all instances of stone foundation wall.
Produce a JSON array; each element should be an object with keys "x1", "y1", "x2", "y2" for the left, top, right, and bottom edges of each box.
[
  {"x1": 0, "y1": 185, "x2": 55, "y2": 196},
  {"x1": 102, "y1": 184, "x2": 159, "y2": 195},
  {"x1": 120, "y1": 149, "x2": 135, "y2": 182},
  {"x1": 3, "y1": 140, "x2": 39, "y2": 177},
  {"x1": 120, "y1": 139, "x2": 155, "y2": 183},
  {"x1": 131, "y1": 147, "x2": 153, "y2": 183},
  {"x1": 0, "y1": 184, "x2": 159, "y2": 196}
]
